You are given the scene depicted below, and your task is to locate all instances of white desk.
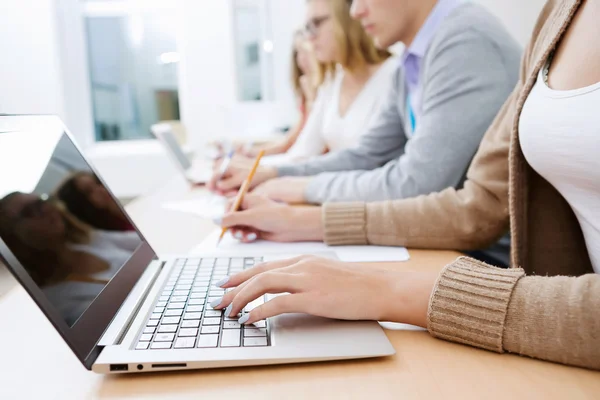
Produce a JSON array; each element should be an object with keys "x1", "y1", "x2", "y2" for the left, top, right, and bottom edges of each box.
[{"x1": 1, "y1": 174, "x2": 599, "y2": 399}]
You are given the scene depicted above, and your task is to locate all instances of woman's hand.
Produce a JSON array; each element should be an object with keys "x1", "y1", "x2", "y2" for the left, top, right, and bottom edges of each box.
[
  {"x1": 217, "y1": 194, "x2": 324, "y2": 243},
  {"x1": 253, "y1": 177, "x2": 311, "y2": 204},
  {"x1": 208, "y1": 159, "x2": 277, "y2": 196},
  {"x1": 210, "y1": 255, "x2": 438, "y2": 327}
]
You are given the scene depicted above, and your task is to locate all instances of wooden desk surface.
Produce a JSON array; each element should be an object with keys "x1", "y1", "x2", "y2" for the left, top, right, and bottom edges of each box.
[{"x1": 1, "y1": 175, "x2": 598, "y2": 400}]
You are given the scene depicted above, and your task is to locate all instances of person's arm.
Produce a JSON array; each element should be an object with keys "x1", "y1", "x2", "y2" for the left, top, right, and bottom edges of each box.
[
  {"x1": 277, "y1": 66, "x2": 407, "y2": 176},
  {"x1": 321, "y1": 24, "x2": 530, "y2": 249},
  {"x1": 428, "y1": 257, "x2": 600, "y2": 370},
  {"x1": 322, "y1": 83, "x2": 516, "y2": 249},
  {"x1": 303, "y1": 30, "x2": 520, "y2": 203},
  {"x1": 209, "y1": 253, "x2": 600, "y2": 371}
]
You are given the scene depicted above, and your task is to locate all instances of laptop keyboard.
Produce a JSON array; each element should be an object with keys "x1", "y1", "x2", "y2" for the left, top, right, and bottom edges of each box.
[{"x1": 135, "y1": 257, "x2": 270, "y2": 350}]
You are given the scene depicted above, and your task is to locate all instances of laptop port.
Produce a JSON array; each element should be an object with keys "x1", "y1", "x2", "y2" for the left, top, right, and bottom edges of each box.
[
  {"x1": 151, "y1": 363, "x2": 187, "y2": 369},
  {"x1": 110, "y1": 364, "x2": 129, "y2": 372}
]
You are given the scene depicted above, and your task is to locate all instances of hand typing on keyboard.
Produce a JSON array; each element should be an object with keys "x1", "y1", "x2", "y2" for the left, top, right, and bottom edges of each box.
[
  {"x1": 210, "y1": 255, "x2": 437, "y2": 328},
  {"x1": 135, "y1": 257, "x2": 270, "y2": 351}
]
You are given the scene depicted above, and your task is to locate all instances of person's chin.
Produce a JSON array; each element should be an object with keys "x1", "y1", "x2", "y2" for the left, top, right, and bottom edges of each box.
[{"x1": 374, "y1": 36, "x2": 392, "y2": 50}]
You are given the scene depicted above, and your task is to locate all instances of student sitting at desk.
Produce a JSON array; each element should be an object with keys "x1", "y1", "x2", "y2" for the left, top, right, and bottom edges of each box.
[
  {"x1": 210, "y1": 0, "x2": 522, "y2": 265},
  {"x1": 212, "y1": 0, "x2": 600, "y2": 371},
  {"x1": 218, "y1": 0, "x2": 396, "y2": 166}
]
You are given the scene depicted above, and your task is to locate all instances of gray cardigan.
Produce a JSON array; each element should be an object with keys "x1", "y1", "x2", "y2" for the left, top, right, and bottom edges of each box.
[{"x1": 277, "y1": 3, "x2": 522, "y2": 205}]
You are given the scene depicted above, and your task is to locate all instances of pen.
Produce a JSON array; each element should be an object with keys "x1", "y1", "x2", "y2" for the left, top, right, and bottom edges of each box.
[
  {"x1": 217, "y1": 150, "x2": 235, "y2": 182},
  {"x1": 217, "y1": 150, "x2": 265, "y2": 247}
]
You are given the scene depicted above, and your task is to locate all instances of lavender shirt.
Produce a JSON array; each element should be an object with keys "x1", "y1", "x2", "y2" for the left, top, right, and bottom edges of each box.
[{"x1": 403, "y1": 0, "x2": 463, "y2": 133}]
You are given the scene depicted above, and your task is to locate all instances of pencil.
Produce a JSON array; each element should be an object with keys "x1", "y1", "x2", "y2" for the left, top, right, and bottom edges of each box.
[{"x1": 217, "y1": 150, "x2": 265, "y2": 247}]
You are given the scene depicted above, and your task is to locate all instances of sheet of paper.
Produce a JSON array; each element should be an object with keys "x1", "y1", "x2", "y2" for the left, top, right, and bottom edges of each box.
[
  {"x1": 192, "y1": 229, "x2": 410, "y2": 263},
  {"x1": 335, "y1": 246, "x2": 410, "y2": 263},
  {"x1": 192, "y1": 230, "x2": 332, "y2": 256},
  {"x1": 162, "y1": 195, "x2": 227, "y2": 220}
]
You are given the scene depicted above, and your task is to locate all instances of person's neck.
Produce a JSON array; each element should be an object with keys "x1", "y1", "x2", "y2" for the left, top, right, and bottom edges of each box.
[
  {"x1": 401, "y1": 1, "x2": 438, "y2": 48},
  {"x1": 343, "y1": 63, "x2": 379, "y2": 84}
]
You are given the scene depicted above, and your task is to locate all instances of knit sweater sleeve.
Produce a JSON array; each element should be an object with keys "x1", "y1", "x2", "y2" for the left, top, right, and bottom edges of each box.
[{"x1": 428, "y1": 257, "x2": 600, "y2": 370}]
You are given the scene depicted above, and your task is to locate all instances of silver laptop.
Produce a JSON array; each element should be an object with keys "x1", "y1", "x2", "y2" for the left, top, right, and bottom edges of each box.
[
  {"x1": 0, "y1": 115, "x2": 394, "y2": 374},
  {"x1": 151, "y1": 123, "x2": 210, "y2": 185}
]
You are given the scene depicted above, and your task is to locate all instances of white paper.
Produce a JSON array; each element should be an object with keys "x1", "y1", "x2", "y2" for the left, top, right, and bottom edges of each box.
[
  {"x1": 162, "y1": 195, "x2": 227, "y2": 220},
  {"x1": 335, "y1": 246, "x2": 410, "y2": 263},
  {"x1": 192, "y1": 230, "x2": 410, "y2": 263}
]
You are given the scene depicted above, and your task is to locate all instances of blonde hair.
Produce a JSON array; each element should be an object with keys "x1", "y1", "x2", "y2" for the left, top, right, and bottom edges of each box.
[
  {"x1": 291, "y1": 30, "x2": 326, "y2": 102},
  {"x1": 320, "y1": 0, "x2": 390, "y2": 73}
]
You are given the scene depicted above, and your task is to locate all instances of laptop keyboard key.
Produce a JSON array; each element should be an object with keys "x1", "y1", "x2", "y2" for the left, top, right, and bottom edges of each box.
[
  {"x1": 161, "y1": 316, "x2": 181, "y2": 325},
  {"x1": 178, "y1": 328, "x2": 198, "y2": 337},
  {"x1": 167, "y1": 302, "x2": 185, "y2": 309},
  {"x1": 136, "y1": 342, "x2": 150, "y2": 350},
  {"x1": 158, "y1": 325, "x2": 177, "y2": 333},
  {"x1": 139, "y1": 334, "x2": 153, "y2": 342},
  {"x1": 155, "y1": 333, "x2": 175, "y2": 342},
  {"x1": 204, "y1": 310, "x2": 222, "y2": 318},
  {"x1": 221, "y1": 329, "x2": 241, "y2": 347},
  {"x1": 171, "y1": 296, "x2": 188, "y2": 303},
  {"x1": 183, "y1": 312, "x2": 202, "y2": 320},
  {"x1": 249, "y1": 320, "x2": 266, "y2": 328},
  {"x1": 165, "y1": 309, "x2": 183, "y2": 317},
  {"x1": 224, "y1": 321, "x2": 241, "y2": 329},
  {"x1": 181, "y1": 320, "x2": 200, "y2": 328},
  {"x1": 202, "y1": 317, "x2": 221, "y2": 326},
  {"x1": 186, "y1": 305, "x2": 204, "y2": 313},
  {"x1": 201, "y1": 326, "x2": 220, "y2": 334},
  {"x1": 188, "y1": 298, "x2": 205, "y2": 305},
  {"x1": 147, "y1": 319, "x2": 159, "y2": 327},
  {"x1": 197, "y1": 334, "x2": 218, "y2": 348},
  {"x1": 244, "y1": 327, "x2": 267, "y2": 337},
  {"x1": 144, "y1": 326, "x2": 156, "y2": 334},
  {"x1": 174, "y1": 337, "x2": 196, "y2": 349},
  {"x1": 151, "y1": 342, "x2": 172, "y2": 350},
  {"x1": 244, "y1": 337, "x2": 268, "y2": 347}
]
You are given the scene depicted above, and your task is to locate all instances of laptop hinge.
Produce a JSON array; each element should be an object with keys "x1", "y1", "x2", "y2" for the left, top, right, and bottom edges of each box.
[{"x1": 98, "y1": 260, "x2": 164, "y2": 346}]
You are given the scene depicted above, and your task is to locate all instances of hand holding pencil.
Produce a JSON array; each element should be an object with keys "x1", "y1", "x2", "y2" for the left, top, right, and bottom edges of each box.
[{"x1": 217, "y1": 150, "x2": 266, "y2": 246}]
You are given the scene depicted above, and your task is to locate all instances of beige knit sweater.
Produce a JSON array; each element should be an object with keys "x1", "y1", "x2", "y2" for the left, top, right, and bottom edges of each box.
[{"x1": 322, "y1": 0, "x2": 600, "y2": 370}]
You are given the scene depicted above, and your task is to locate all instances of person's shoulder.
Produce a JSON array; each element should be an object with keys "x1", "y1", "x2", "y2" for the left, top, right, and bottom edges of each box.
[
  {"x1": 426, "y1": 3, "x2": 522, "y2": 66},
  {"x1": 432, "y1": 3, "x2": 518, "y2": 49}
]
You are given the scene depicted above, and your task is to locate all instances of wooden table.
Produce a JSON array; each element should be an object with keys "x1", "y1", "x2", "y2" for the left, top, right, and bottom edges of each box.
[{"x1": 0, "y1": 175, "x2": 598, "y2": 400}]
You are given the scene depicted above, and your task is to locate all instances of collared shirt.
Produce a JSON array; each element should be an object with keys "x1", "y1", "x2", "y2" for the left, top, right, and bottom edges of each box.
[{"x1": 402, "y1": 0, "x2": 463, "y2": 133}]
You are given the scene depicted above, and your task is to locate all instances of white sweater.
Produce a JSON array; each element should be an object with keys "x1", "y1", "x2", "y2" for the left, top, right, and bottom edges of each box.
[
  {"x1": 286, "y1": 58, "x2": 397, "y2": 158},
  {"x1": 519, "y1": 67, "x2": 600, "y2": 273}
]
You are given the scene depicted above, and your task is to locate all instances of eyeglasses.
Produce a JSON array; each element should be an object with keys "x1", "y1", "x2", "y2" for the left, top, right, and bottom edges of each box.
[{"x1": 304, "y1": 15, "x2": 331, "y2": 37}]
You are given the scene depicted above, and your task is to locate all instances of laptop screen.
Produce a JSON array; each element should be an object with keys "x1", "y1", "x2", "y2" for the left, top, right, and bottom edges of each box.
[{"x1": 0, "y1": 129, "x2": 143, "y2": 327}]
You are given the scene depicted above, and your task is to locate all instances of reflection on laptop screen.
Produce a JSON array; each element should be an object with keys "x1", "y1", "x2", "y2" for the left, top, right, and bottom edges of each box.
[{"x1": 0, "y1": 129, "x2": 142, "y2": 326}]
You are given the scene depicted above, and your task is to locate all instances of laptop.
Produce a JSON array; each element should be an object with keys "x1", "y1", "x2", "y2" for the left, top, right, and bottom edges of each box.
[
  {"x1": 151, "y1": 123, "x2": 211, "y2": 185},
  {"x1": 0, "y1": 115, "x2": 394, "y2": 374}
]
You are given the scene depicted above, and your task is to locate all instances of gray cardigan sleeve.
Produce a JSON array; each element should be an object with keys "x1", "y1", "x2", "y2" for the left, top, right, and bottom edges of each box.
[
  {"x1": 304, "y1": 29, "x2": 520, "y2": 203},
  {"x1": 276, "y1": 67, "x2": 407, "y2": 177}
]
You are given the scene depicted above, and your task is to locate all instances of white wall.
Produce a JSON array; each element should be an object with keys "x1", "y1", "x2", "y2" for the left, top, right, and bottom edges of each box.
[
  {"x1": 178, "y1": 0, "x2": 306, "y2": 148},
  {"x1": 475, "y1": 0, "x2": 547, "y2": 45},
  {"x1": 0, "y1": 0, "x2": 65, "y2": 119}
]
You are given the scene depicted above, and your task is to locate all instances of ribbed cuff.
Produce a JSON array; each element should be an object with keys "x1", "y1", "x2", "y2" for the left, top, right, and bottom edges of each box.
[
  {"x1": 322, "y1": 202, "x2": 367, "y2": 246},
  {"x1": 427, "y1": 257, "x2": 525, "y2": 353}
]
